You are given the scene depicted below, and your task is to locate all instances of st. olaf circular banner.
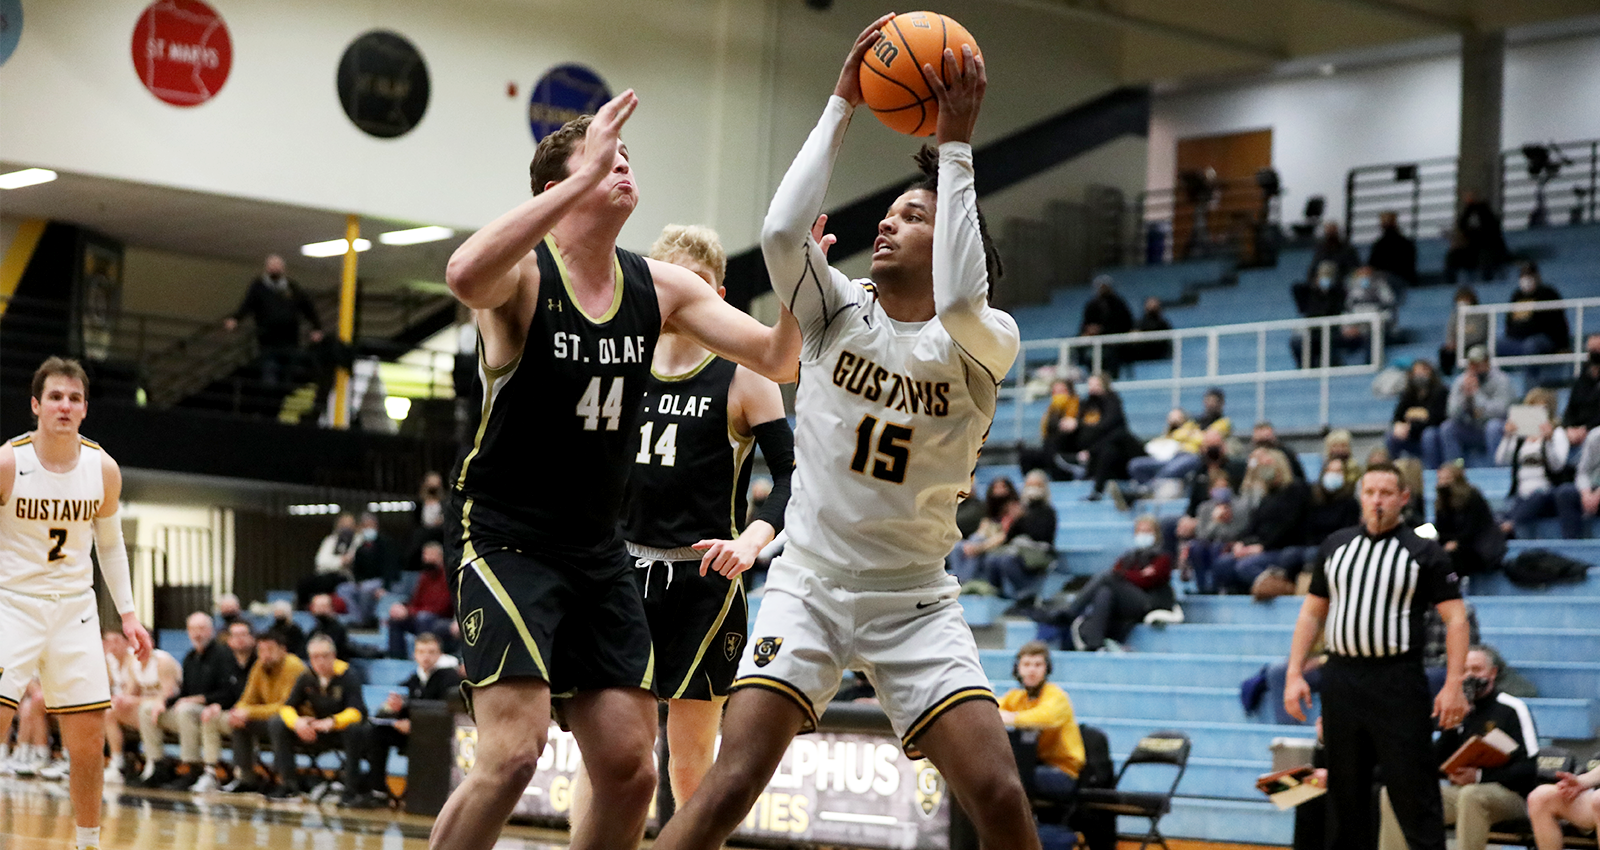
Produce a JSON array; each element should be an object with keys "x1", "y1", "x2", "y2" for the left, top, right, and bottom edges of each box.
[
  {"x1": 0, "y1": 0, "x2": 22, "y2": 67},
  {"x1": 130, "y1": 0, "x2": 233, "y2": 106},
  {"x1": 529, "y1": 63, "x2": 611, "y2": 143},
  {"x1": 337, "y1": 30, "x2": 430, "y2": 139}
]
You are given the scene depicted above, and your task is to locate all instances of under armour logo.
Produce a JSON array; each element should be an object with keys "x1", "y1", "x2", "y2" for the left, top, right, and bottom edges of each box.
[{"x1": 547, "y1": 298, "x2": 563, "y2": 313}]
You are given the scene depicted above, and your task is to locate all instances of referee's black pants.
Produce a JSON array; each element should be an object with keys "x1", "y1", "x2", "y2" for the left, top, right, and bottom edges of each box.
[{"x1": 1320, "y1": 655, "x2": 1445, "y2": 850}]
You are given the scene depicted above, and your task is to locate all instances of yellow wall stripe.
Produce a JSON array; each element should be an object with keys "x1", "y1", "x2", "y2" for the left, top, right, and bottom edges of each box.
[{"x1": 0, "y1": 219, "x2": 47, "y2": 317}]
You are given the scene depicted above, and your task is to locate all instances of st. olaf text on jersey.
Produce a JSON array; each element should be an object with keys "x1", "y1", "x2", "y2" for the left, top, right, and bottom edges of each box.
[
  {"x1": 552, "y1": 332, "x2": 650, "y2": 365},
  {"x1": 832, "y1": 350, "x2": 951, "y2": 417},
  {"x1": 648, "y1": 392, "x2": 714, "y2": 418},
  {"x1": 13, "y1": 498, "x2": 101, "y2": 522}
]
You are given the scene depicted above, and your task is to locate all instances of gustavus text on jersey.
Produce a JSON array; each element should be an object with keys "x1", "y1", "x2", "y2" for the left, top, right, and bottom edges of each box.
[
  {"x1": 831, "y1": 351, "x2": 950, "y2": 417},
  {"x1": 13, "y1": 498, "x2": 101, "y2": 522}
]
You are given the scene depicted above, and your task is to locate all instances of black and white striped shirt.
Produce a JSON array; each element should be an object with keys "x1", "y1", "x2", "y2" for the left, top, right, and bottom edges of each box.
[{"x1": 1309, "y1": 524, "x2": 1461, "y2": 659}]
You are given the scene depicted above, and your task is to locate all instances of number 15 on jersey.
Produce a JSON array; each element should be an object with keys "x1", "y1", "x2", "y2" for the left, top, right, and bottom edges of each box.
[{"x1": 851, "y1": 415, "x2": 912, "y2": 484}]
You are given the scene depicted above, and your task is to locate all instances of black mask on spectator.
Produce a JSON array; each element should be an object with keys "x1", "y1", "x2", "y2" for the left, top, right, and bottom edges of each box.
[
  {"x1": 1204, "y1": 446, "x2": 1223, "y2": 462},
  {"x1": 1462, "y1": 675, "x2": 1492, "y2": 703},
  {"x1": 1589, "y1": 351, "x2": 1600, "y2": 367}
]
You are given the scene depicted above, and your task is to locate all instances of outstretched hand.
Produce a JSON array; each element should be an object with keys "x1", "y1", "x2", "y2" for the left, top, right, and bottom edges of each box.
[
  {"x1": 811, "y1": 214, "x2": 837, "y2": 257},
  {"x1": 921, "y1": 45, "x2": 986, "y2": 146},
  {"x1": 834, "y1": 14, "x2": 894, "y2": 106},
  {"x1": 576, "y1": 89, "x2": 638, "y2": 182},
  {"x1": 694, "y1": 537, "x2": 760, "y2": 578}
]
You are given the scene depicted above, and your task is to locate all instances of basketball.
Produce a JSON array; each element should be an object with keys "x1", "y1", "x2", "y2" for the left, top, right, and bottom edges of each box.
[{"x1": 859, "y1": 11, "x2": 982, "y2": 137}]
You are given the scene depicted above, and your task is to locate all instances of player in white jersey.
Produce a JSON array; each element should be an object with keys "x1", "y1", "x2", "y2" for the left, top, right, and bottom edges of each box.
[
  {"x1": 0, "y1": 357, "x2": 152, "y2": 850},
  {"x1": 654, "y1": 17, "x2": 1039, "y2": 850}
]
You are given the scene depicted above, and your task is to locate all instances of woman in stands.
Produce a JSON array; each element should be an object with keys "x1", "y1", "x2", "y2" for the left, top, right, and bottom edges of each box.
[
  {"x1": 1385, "y1": 359, "x2": 1448, "y2": 469},
  {"x1": 1061, "y1": 515, "x2": 1173, "y2": 651},
  {"x1": 1433, "y1": 461, "x2": 1506, "y2": 576},
  {"x1": 1074, "y1": 372, "x2": 1142, "y2": 503},
  {"x1": 1496, "y1": 387, "x2": 1581, "y2": 539},
  {"x1": 1439, "y1": 286, "x2": 1487, "y2": 376},
  {"x1": 947, "y1": 477, "x2": 1019, "y2": 585},
  {"x1": 1201, "y1": 448, "x2": 1310, "y2": 595},
  {"x1": 1019, "y1": 378, "x2": 1082, "y2": 481}
]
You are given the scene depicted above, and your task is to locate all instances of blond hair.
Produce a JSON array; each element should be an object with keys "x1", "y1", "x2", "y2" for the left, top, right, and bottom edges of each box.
[
  {"x1": 1523, "y1": 387, "x2": 1559, "y2": 420},
  {"x1": 649, "y1": 224, "x2": 727, "y2": 288}
]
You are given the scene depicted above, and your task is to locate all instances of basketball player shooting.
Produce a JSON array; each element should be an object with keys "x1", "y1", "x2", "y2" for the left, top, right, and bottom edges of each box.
[
  {"x1": 0, "y1": 357, "x2": 152, "y2": 850},
  {"x1": 429, "y1": 92, "x2": 800, "y2": 850},
  {"x1": 653, "y1": 16, "x2": 1041, "y2": 850}
]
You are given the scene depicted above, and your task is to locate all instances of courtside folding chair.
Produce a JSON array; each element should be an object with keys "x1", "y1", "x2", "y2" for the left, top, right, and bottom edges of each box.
[{"x1": 1075, "y1": 729, "x2": 1191, "y2": 850}]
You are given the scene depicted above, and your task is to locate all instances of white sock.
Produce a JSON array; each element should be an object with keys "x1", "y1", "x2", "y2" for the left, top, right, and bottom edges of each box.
[
  {"x1": 109, "y1": 754, "x2": 123, "y2": 769},
  {"x1": 76, "y1": 826, "x2": 100, "y2": 849},
  {"x1": 29, "y1": 744, "x2": 47, "y2": 762}
]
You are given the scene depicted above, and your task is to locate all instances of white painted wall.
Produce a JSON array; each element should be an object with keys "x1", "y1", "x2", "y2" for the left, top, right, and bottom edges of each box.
[
  {"x1": 0, "y1": 0, "x2": 1128, "y2": 260},
  {"x1": 1147, "y1": 32, "x2": 1600, "y2": 228}
]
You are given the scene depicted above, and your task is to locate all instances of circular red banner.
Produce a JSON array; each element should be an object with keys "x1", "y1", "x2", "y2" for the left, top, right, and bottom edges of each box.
[{"x1": 130, "y1": 0, "x2": 232, "y2": 107}]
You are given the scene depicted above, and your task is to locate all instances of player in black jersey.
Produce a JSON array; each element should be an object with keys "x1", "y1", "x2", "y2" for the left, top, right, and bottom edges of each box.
[
  {"x1": 432, "y1": 93, "x2": 801, "y2": 850},
  {"x1": 569, "y1": 225, "x2": 795, "y2": 834}
]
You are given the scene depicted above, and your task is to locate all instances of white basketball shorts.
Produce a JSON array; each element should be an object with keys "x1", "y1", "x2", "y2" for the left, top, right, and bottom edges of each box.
[
  {"x1": 0, "y1": 587, "x2": 112, "y2": 714},
  {"x1": 732, "y1": 557, "x2": 995, "y2": 757}
]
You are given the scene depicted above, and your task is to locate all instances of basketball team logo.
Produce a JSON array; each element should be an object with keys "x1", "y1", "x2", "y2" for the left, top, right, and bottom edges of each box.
[
  {"x1": 337, "y1": 30, "x2": 430, "y2": 139},
  {"x1": 528, "y1": 63, "x2": 611, "y2": 143},
  {"x1": 462, "y1": 608, "x2": 484, "y2": 646},
  {"x1": 914, "y1": 760, "x2": 945, "y2": 817},
  {"x1": 455, "y1": 726, "x2": 478, "y2": 772},
  {"x1": 130, "y1": 0, "x2": 232, "y2": 107},
  {"x1": 752, "y1": 636, "x2": 782, "y2": 667},
  {"x1": 723, "y1": 633, "x2": 744, "y2": 662}
]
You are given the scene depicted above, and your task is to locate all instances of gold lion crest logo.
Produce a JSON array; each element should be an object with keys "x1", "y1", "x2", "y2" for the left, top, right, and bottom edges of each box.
[
  {"x1": 724, "y1": 633, "x2": 744, "y2": 662},
  {"x1": 462, "y1": 609, "x2": 484, "y2": 647},
  {"x1": 752, "y1": 637, "x2": 782, "y2": 667},
  {"x1": 915, "y1": 760, "x2": 944, "y2": 817}
]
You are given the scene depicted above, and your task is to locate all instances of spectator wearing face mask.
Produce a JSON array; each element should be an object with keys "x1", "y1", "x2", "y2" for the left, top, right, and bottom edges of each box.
[
  {"x1": 1019, "y1": 379, "x2": 1083, "y2": 481},
  {"x1": 223, "y1": 254, "x2": 325, "y2": 396},
  {"x1": 1197, "y1": 448, "x2": 1310, "y2": 595},
  {"x1": 980, "y1": 472, "x2": 1059, "y2": 604},
  {"x1": 1386, "y1": 360, "x2": 1448, "y2": 470},
  {"x1": 336, "y1": 512, "x2": 402, "y2": 627},
  {"x1": 1495, "y1": 388, "x2": 1580, "y2": 539},
  {"x1": 1442, "y1": 346, "x2": 1513, "y2": 467},
  {"x1": 1433, "y1": 462, "x2": 1505, "y2": 576},
  {"x1": 1059, "y1": 516, "x2": 1173, "y2": 651},
  {"x1": 1367, "y1": 211, "x2": 1418, "y2": 286},
  {"x1": 1128, "y1": 408, "x2": 1204, "y2": 485},
  {"x1": 1440, "y1": 286, "x2": 1488, "y2": 376},
  {"x1": 1332, "y1": 266, "x2": 1396, "y2": 366},
  {"x1": 1499, "y1": 262, "x2": 1570, "y2": 387},
  {"x1": 1563, "y1": 334, "x2": 1600, "y2": 432},
  {"x1": 1251, "y1": 421, "x2": 1306, "y2": 481},
  {"x1": 948, "y1": 478, "x2": 1020, "y2": 585},
  {"x1": 1126, "y1": 297, "x2": 1173, "y2": 363},
  {"x1": 1177, "y1": 474, "x2": 1252, "y2": 592},
  {"x1": 1078, "y1": 276, "x2": 1134, "y2": 377},
  {"x1": 403, "y1": 472, "x2": 448, "y2": 592},
  {"x1": 1196, "y1": 386, "x2": 1231, "y2": 437},
  {"x1": 1291, "y1": 261, "x2": 1348, "y2": 369},
  {"x1": 1075, "y1": 373, "x2": 1143, "y2": 503},
  {"x1": 299, "y1": 513, "x2": 358, "y2": 608}
]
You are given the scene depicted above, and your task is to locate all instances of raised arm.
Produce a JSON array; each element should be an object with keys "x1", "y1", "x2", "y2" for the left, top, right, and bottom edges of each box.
[
  {"x1": 921, "y1": 46, "x2": 1019, "y2": 380},
  {"x1": 445, "y1": 91, "x2": 638, "y2": 311},
  {"x1": 655, "y1": 263, "x2": 801, "y2": 383}
]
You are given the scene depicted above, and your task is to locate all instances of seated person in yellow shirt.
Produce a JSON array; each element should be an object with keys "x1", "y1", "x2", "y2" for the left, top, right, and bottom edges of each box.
[
  {"x1": 264, "y1": 634, "x2": 368, "y2": 800},
  {"x1": 998, "y1": 641, "x2": 1085, "y2": 798}
]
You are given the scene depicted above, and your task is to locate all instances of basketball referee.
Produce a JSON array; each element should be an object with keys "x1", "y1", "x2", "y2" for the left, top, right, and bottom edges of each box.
[{"x1": 1285, "y1": 461, "x2": 1470, "y2": 850}]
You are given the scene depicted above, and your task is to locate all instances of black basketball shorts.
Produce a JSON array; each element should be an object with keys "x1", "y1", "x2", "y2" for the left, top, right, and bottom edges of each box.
[{"x1": 632, "y1": 558, "x2": 747, "y2": 702}]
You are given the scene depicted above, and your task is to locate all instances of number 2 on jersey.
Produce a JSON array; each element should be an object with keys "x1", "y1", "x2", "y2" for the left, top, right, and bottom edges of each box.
[
  {"x1": 850, "y1": 415, "x2": 913, "y2": 484},
  {"x1": 47, "y1": 528, "x2": 68, "y2": 561},
  {"x1": 635, "y1": 421, "x2": 679, "y2": 467},
  {"x1": 576, "y1": 377, "x2": 625, "y2": 431}
]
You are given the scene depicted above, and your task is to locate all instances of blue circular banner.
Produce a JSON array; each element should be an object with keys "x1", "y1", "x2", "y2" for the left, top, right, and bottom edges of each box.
[
  {"x1": 528, "y1": 64, "x2": 611, "y2": 143},
  {"x1": 0, "y1": 0, "x2": 23, "y2": 67}
]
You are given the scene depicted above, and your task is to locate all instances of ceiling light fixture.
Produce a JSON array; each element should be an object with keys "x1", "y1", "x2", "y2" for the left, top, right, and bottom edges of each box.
[
  {"x1": 0, "y1": 168, "x2": 59, "y2": 190},
  {"x1": 301, "y1": 237, "x2": 372, "y2": 258},
  {"x1": 379, "y1": 225, "x2": 454, "y2": 245}
]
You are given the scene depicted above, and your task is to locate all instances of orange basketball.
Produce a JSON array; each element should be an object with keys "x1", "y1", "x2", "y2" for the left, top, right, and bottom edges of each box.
[{"x1": 859, "y1": 11, "x2": 981, "y2": 137}]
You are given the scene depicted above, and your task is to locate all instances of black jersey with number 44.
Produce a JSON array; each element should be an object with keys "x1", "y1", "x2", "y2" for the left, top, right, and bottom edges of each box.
[
  {"x1": 452, "y1": 234, "x2": 661, "y2": 559},
  {"x1": 621, "y1": 356, "x2": 756, "y2": 549}
]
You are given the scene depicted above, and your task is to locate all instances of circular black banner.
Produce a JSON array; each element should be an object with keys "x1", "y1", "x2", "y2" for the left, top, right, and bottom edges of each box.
[{"x1": 337, "y1": 30, "x2": 429, "y2": 139}]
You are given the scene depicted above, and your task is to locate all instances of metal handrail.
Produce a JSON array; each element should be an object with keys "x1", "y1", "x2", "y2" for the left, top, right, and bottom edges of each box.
[
  {"x1": 1003, "y1": 313, "x2": 1385, "y2": 445},
  {"x1": 1458, "y1": 296, "x2": 1600, "y2": 377}
]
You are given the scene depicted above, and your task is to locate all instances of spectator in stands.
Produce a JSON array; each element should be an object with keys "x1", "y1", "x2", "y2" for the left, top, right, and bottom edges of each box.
[
  {"x1": 1019, "y1": 378, "x2": 1082, "y2": 481},
  {"x1": 337, "y1": 512, "x2": 401, "y2": 627},
  {"x1": 225, "y1": 629, "x2": 306, "y2": 793},
  {"x1": 947, "y1": 477, "x2": 1019, "y2": 585},
  {"x1": 1395, "y1": 457, "x2": 1429, "y2": 528},
  {"x1": 1076, "y1": 373, "x2": 1143, "y2": 502},
  {"x1": 1305, "y1": 457, "x2": 1360, "y2": 548},
  {"x1": 161, "y1": 619, "x2": 256, "y2": 792},
  {"x1": 1442, "y1": 345, "x2": 1512, "y2": 466},
  {"x1": 1309, "y1": 223, "x2": 1360, "y2": 284},
  {"x1": 1179, "y1": 483, "x2": 1250, "y2": 591},
  {"x1": 1440, "y1": 286, "x2": 1489, "y2": 376},
  {"x1": 387, "y1": 542, "x2": 456, "y2": 658},
  {"x1": 1444, "y1": 191, "x2": 1508, "y2": 283},
  {"x1": 983, "y1": 472, "x2": 1059, "y2": 604},
  {"x1": 999, "y1": 642, "x2": 1086, "y2": 801},
  {"x1": 223, "y1": 254, "x2": 325, "y2": 392},
  {"x1": 1251, "y1": 421, "x2": 1306, "y2": 481},
  {"x1": 137, "y1": 612, "x2": 225, "y2": 787},
  {"x1": 1562, "y1": 333, "x2": 1600, "y2": 431},
  {"x1": 1291, "y1": 261, "x2": 1347, "y2": 369},
  {"x1": 1322, "y1": 429, "x2": 1356, "y2": 470},
  {"x1": 1500, "y1": 262, "x2": 1571, "y2": 387},
  {"x1": 401, "y1": 472, "x2": 448, "y2": 595},
  {"x1": 307, "y1": 593, "x2": 352, "y2": 660},
  {"x1": 1126, "y1": 296, "x2": 1173, "y2": 364},
  {"x1": 1564, "y1": 427, "x2": 1600, "y2": 529},
  {"x1": 351, "y1": 632, "x2": 463, "y2": 809},
  {"x1": 1333, "y1": 266, "x2": 1396, "y2": 366},
  {"x1": 1185, "y1": 428, "x2": 1247, "y2": 516},
  {"x1": 265, "y1": 634, "x2": 369, "y2": 800},
  {"x1": 1127, "y1": 407, "x2": 1204, "y2": 486},
  {"x1": 1434, "y1": 462, "x2": 1506, "y2": 577},
  {"x1": 269, "y1": 600, "x2": 308, "y2": 658},
  {"x1": 1377, "y1": 646, "x2": 1540, "y2": 850},
  {"x1": 1196, "y1": 386, "x2": 1231, "y2": 436},
  {"x1": 1199, "y1": 448, "x2": 1310, "y2": 595},
  {"x1": 102, "y1": 629, "x2": 181, "y2": 785},
  {"x1": 1526, "y1": 763, "x2": 1600, "y2": 850},
  {"x1": 1062, "y1": 516, "x2": 1173, "y2": 650},
  {"x1": 1496, "y1": 388, "x2": 1580, "y2": 539},
  {"x1": 214, "y1": 593, "x2": 245, "y2": 634},
  {"x1": 299, "y1": 512, "x2": 356, "y2": 608},
  {"x1": 2, "y1": 680, "x2": 51, "y2": 778},
  {"x1": 1078, "y1": 276, "x2": 1134, "y2": 377},
  {"x1": 1367, "y1": 211, "x2": 1418, "y2": 286},
  {"x1": 1386, "y1": 359, "x2": 1448, "y2": 469}
]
